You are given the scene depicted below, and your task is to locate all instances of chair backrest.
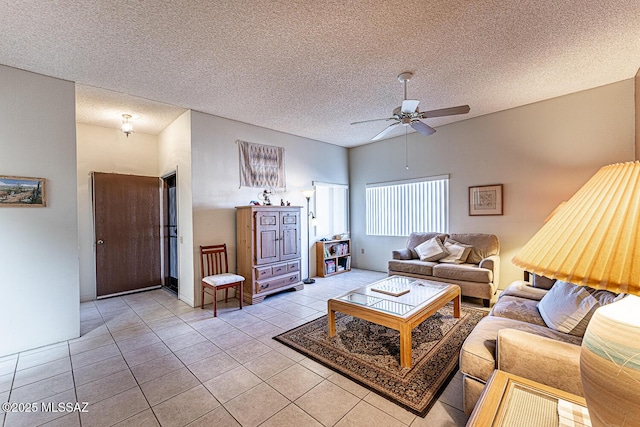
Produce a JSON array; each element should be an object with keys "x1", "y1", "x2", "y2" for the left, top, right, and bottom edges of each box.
[{"x1": 200, "y1": 244, "x2": 230, "y2": 278}]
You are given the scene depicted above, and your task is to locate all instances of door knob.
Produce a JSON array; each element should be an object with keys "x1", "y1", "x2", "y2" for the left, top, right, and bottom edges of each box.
[{"x1": 97, "y1": 239, "x2": 104, "y2": 245}]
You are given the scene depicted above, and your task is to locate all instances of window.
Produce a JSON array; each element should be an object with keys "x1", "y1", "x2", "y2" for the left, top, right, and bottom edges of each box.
[
  {"x1": 314, "y1": 182, "x2": 349, "y2": 238},
  {"x1": 366, "y1": 175, "x2": 449, "y2": 236}
]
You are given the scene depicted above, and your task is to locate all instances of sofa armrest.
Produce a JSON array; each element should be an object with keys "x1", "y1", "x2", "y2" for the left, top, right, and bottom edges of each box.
[
  {"x1": 392, "y1": 248, "x2": 413, "y2": 260},
  {"x1": 479, "y1": 254, "x2": 498, "y2": 271},
  {"x1": 479, "y1": 255, "x2": 500, "y2": 287},
  {"x1": 497, "y1": 329, "x2": 583, "y2": 396},
  {"x1": 500, "y1": 280, "x2": 548, "y2": 302}
]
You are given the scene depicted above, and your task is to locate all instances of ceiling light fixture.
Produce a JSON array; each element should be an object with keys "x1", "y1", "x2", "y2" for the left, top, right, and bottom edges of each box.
[{"x1": 121, "y1": 114, "x2": 134, "y2": 137}]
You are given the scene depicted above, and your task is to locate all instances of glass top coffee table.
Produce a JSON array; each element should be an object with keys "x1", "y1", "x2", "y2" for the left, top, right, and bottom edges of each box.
[{"x1": 327, "y1": 275, "x2": 461, "y2": 368}]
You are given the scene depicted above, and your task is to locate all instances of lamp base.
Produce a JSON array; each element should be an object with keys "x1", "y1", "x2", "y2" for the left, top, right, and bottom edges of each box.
[
  {"x1": 580, "y1": 294, "x2": 640, "y2": 427},
  {"x1": 303, "y1": 278, "x2": 315, "y2": 284}
]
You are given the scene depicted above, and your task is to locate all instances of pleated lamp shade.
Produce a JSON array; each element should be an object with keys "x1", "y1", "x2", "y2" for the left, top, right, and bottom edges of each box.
[
  {"x1": 512, "y1": 161, "x2": 640, "y2": 294},
  {"x1": 512, "y1": 161, "x2": 640, "y2": 427}
]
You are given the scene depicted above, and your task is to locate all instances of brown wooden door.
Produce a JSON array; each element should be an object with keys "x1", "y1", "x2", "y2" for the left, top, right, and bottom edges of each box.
[
  {"x1": 93, "y1": 172, "x2": 161, "y2": 297},
  {"x1": 255, "y1": 210, "x2": 280, "y2": 265},
  {"x1": 280, "y1": 210, "x2": 301, "y2": 261}
]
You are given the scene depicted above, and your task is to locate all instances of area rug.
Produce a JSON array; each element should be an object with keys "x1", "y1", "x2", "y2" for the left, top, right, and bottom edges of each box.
[{"x1": 273, "y1": 303, "x2": 487, "y2": 416}]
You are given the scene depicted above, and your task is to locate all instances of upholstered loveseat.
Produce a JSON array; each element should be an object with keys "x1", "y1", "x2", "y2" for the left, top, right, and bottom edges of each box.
[
  {"x1": 459, "y1": 275, "x2": 623, "y2": 415},
  {"x1": 388, "y1": 232, "x2": 500, "y2": 307}
]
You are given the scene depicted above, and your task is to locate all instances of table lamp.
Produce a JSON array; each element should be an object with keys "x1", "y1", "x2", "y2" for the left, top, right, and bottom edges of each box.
[{"x1": 512, "y1": 161, "x2": 640, "y2": 427}]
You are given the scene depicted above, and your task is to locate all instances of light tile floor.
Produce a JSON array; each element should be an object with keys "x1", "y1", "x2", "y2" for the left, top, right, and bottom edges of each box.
[{"x1": 1, "y1": 269, "x2": 472, "y2": 427}]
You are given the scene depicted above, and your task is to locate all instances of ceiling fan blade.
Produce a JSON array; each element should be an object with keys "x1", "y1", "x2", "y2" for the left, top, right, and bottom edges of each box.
[
  {"x1": 410, "y1": 120, "x2": 436, "y2": 136},
  {"x1": 419, "y1": 105, "x2": 470, "y2": 119},
  {"x1": 401, "y1": 99, "x2": 420, "y2": 113},
  {"x1": 351, "y1": 117, "x2": 394, "y2": 125},
  {"x1": 371, "y1": 122, "x2": 400, "y2": 141}
]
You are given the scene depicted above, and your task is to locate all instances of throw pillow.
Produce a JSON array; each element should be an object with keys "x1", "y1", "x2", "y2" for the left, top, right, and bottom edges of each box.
[
  {"x1": 414, "y1": 237, "x2": 448, "y2": 262},
  {"x1": 439, "y1": 239, "x2": 473, "y2": 264},
  {"x1": 537, "y1": 281, "x2": 624, "y2": 337}
]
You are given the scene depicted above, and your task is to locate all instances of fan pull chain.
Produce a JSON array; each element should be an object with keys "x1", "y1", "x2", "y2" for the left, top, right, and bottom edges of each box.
[{"x1": 405, "y1": 127, "x2": 409, "y2": 170}]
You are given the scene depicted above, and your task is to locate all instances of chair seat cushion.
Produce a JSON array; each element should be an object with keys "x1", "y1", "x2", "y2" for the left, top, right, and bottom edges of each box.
[{"x1": 203, "y1": 273, "x2": 245, "y2": 287}]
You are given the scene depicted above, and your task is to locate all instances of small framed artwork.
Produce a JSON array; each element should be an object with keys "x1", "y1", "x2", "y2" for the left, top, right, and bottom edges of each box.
[
  {"x1": 469, "y1": 184, "x2": 502, "y2": 216},
  {"x1": 0, "y1": 175, "x2": 46, "y2": 207}
]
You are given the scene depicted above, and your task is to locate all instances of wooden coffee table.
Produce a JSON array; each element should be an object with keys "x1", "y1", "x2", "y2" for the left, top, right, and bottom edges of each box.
[{"x1": 327, "y1": 275, "x2": 460, "y2": 368}]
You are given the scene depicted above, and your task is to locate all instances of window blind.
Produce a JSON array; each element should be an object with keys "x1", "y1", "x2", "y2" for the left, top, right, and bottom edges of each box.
[{"x1": 366, "y1": 175, "x2": 449, "y2": 236}]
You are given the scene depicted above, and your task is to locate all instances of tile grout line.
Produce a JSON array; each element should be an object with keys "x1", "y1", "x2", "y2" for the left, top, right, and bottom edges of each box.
[
  {"x1": 8, "y1": 271, "x2": 465, "y2": 426},
  {"x1": 89, "y1": 295, "x2": 152, "y2": 426}
]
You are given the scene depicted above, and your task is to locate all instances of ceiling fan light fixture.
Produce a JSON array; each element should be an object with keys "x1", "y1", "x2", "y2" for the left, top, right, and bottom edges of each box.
[{"x1": 351, "y1": 72, "x2": 470, "y2": 141}]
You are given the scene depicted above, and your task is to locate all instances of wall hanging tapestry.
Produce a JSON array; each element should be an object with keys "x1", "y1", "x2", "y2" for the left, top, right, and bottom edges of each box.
[{"x1": 238, "y1": 140, "x2": 285, "y2": 188}]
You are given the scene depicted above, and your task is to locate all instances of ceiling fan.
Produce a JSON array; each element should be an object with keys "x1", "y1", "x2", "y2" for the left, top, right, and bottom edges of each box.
[{"x1": 351, "y1": 72, "x2": 470, "y2": 141}]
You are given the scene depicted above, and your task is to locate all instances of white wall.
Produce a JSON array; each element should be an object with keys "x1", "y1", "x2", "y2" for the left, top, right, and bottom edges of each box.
[
  {"x1": 76, "y1": 123, "x2": 160, "y2": 301},
  {"x1": 0, "y1": 65, "x2": 79, "y2": 356},
  {"x1": 349, "y1": 80, "x2": 636, "y2": 289},
  {"x1": 158, "y1": 111, "x2": 194, "y2": 305},
  {"x1": 189, "y1": 111, "x2": 349, "y2": 306}
]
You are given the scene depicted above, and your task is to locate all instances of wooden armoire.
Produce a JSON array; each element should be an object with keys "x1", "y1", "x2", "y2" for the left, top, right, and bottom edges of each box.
[{"x1": 236, "y1": 205, "x2": 304, "y2": 304}]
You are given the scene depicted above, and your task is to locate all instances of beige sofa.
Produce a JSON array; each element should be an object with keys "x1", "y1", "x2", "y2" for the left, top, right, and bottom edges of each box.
[
  {"x1": 388, "y1": 232, "x2": 500, "y2": 307},
  {"x1": 459, "y1": 275, "x2": 584, "y2": 415}
]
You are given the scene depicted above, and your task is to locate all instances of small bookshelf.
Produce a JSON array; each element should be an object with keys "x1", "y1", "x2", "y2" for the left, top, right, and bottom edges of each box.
[{"x1": 316, "y1": 239, "x2": 351, "y2": 277}]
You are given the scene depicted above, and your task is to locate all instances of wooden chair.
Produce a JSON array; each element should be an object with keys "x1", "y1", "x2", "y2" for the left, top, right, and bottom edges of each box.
[{"x1": 200, "y1": 244, "x2": 244, "y2": 317}]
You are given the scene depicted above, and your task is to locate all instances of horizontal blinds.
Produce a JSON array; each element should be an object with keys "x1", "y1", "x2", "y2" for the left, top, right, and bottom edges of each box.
[{"x1": 366, "y1": 177, "x2": 449, "y2": 236}]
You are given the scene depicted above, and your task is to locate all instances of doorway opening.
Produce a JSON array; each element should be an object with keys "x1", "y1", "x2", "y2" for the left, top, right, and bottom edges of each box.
[{"x1": 163, "y1": 173, "x2": 179, "y2": 296}]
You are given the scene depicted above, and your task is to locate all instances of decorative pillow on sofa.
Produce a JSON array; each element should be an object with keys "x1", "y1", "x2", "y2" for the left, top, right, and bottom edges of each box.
[
  {"x1": 537, "y1": 280, "x2": 624, "y2": 337},
  {"x1": 439, "y1": 239, "x2": 472, "y2": 264},
  {"x1": 414, "y1": 237, "x2": 448, "y2": 262}
]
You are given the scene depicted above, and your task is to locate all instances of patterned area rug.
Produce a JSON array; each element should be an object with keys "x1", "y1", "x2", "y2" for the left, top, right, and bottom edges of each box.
[{"x1": 273, "y1": 303, "x2": 487, "y2": 416}]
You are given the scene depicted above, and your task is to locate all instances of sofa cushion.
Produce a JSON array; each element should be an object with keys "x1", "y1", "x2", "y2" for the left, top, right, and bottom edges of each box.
[
  {"x1": 433, "y1": 263, "x2": 492, "y2": 283},
  {"x1": 460, "y1": 315, "x2": 583, "y2": 383},
  {"x1": 490, "y1": 295, "x2": 547, "y2": 327},
  {"x1": 388, "y1": 259, "x2": 437, "y2": 276},
  {"x1": 449, "y1": 233, "x2": 499, "y2": 264},
  {"x1": 537, "y1": 281, "x2": 623, "y2": 337},
  {"x1": 414, "y1": 237, "x2": 448, "y2": 262},
  {"x1": 406, "y1": 232, "x2": 449, "y2": 258},
  {"x1": 439, "y1": 238, "x2": 472, "y2": 264}
]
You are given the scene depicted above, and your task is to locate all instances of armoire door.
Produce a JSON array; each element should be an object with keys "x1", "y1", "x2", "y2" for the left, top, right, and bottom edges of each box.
[
  {"x1": 280, "y1": 210, "x2": 301, "y2": 261},
  {"x1": 255, "y1": 210, "x2": 280, "y2": 265},
  {"x1": 93, "y1": 172, "x2": 161, "y2": 297}
]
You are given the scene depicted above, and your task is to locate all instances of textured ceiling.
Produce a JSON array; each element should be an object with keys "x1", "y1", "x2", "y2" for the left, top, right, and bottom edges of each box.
[
  {"x1": 1, "y1": 1, "x2": 640, "y2": 147},
  {"x1": 76, "y1": 85, "x2": 187, "y2": 135}
]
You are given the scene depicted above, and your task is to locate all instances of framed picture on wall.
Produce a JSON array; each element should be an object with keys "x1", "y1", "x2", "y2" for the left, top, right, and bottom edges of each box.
[
  {"x1": 0, "y1": 175, "x2": 46, "y2": 207},
  {"x1": 469, "y1": 184, "x2": 502, "y2": 216}
]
